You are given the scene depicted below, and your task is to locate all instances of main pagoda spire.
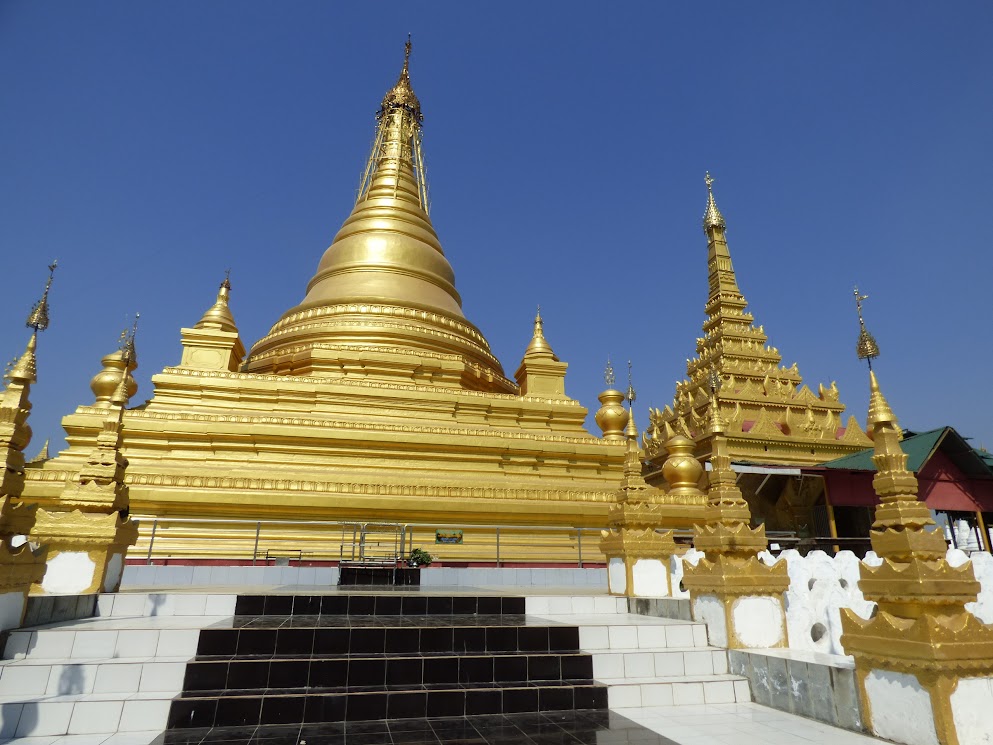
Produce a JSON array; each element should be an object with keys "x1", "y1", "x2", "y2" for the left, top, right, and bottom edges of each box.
[{"x1": 246, "y1": 39, "x2": 512, "y2": 392}]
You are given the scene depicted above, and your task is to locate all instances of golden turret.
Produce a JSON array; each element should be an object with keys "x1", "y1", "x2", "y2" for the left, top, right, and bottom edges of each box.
[
  {"x1": 514, "y1": 308, "x2": 568, "y2": 397},
  {"x1": 195, "y1": 274, "x2": 238, "y2": 332},
  {"x1": 90, "y1": 320, "x2": 139, "y2": 408},
  {"x1": 246, "y1": 39, "x2": 511, "y2": 391},
  {"x1": 179, "y1": 276, "x2": 245, "y2": 371}
]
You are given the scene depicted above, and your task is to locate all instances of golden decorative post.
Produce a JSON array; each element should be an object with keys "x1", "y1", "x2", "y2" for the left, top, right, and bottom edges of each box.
[
  {"x1": 514, "y1": 308, "x2": 568, "y2": 397},
  {"x1": 179, "y1": 274, "x2": 246, "y2": 372},
  {"x1": 29, "y1": 321, "x2": 140, "y2": 594},
  {"x1": 839, "y1": 296, "x2": 993, "y2": 745},
  {"x1": 0, "y1": 264, "x2": 54, "y2": 624},
  {"x1": 599, "y1": 365, "x2": 711, "y2": 596},
  {"x1": 595, "y1": 359, "x2": 629, "y2": 441},
  {"x1": 681, "y1": 367, "x2": 790, "y2": 647}
]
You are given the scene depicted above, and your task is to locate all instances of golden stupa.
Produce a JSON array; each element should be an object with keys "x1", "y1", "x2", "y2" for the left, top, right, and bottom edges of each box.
[{"x1": 21, "y1": 41, "x2": 628, "y2": 563}]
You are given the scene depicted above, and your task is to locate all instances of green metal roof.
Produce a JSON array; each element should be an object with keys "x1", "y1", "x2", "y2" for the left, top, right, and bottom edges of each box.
[{"x1": 820, "y1": 428, "x2": 946, "y2": 472}]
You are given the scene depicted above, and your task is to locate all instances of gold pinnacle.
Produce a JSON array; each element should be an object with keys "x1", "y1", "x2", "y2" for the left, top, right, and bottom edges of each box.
[
  {"x1": 626, "y1": 360, "x2": 636, "y2": 405},
  {"x1": 853, "y1": 285, "x2": 880, "y2": 366},
  {"x1": 604, "y1": 358, "x2": 616, "y2": 388},
  {"x1": 25, "y1": 259, "x2": 58, "y2": 332}
]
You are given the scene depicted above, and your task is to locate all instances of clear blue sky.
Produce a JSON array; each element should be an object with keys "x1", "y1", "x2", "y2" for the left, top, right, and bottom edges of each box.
[{"x1": 2, "y1": 2, "x2": 991, "y2": 454}]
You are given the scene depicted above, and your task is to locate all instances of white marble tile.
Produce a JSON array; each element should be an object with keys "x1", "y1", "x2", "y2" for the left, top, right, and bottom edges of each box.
[
  {"x1": 0, "y1": 665, "x2": 51, "y2": 696},
  {"x1": 636, "y1": 626, "x2": 668, "y2": 648},
  {"x1": 623, "y1": 653, "x2": 655, "y2": 678},
  {"x1": 15, "y1": 701, "x2": 74, "y2": 737},
  {"x1": 53, "y1": 734, "x2": 113, "y2": 745},
  {"x1": 70, "y1": 632, "x2": 118, "y2": 660},
  {"x1": 101, "y1": 730, "x2": 163, "y2": 745},
  {"x1": 92, "y1": 664, "x2": 142, "y2": 694},
  {"x1": 592, "y1": 654, "x2": 624, "y2": 679},
  {"x1": 203, "y1": 595, "x2": 236, "y2": 616},
  {"x1": 46, "y1": 664, "x2": 98, "y2": 696},
  {"x1": 578, "y1": 626, "x2": 609, "y2": 650},
  {"x1": 137, "y1": 662, "x2": 185, "y2": 692},
  {"x1": 0, "y1": 702, "x2": 23, "y2": 738},
  {"x1": 153, "y1": 630, "x2": 199, "y2": 658},
  {"x1": 114, "y1": 631, "x2": 159, "y2": 659},
  {"x1": 692, "y1": 624, "x2": 709, "y2": 647},
  {"x1": 67, "y1": 701, "x2": 123, "y2": 735},
  {"x1": 653, "y1": 651, "x2": 686, "y2": 677},
  {"x1": 665, "y1": 625, "x2": 695, "y2": 648},
  {"x1": 684, "y1": 650, "x2": 715, "y2": 675},
  {"x1": 117, "y1": 699, "x2": 170, "y2": 733},
  {"x1": 571, "y1": 596, "x2": 595, "y2": 614},
  {"x1": 712, "y1": 651, "x2": 729, "y2": 674},
  {"x1": 108, "y1": 596, "x2": 145, "y2": 618},
  {"x1": 33, "y1": 632, "x2": 77, "y2": 660},
  {"x1": 170, "y1": 595, "x2": 207, "y2": 617},
  {"x1": 94, "y1": 597, "x2": 115, "y2": 619},
  {"x1": 4, "y1": 632, "x2": 32, "y2": 659},
  {"x1": 607, "y1": 626, "x2": 638, "y2": 649},
  {"x1": 703, "y1": 680, "x2": 737, "y2": 704},
  {"x1": 607, "y1": 685, "x2": 641, "y2": 708},
  {"x1": 672, "y1": 681, "x2": 706, "y2": 706},
  {"x1": 641, "y1": 683, "x2": 675, "y2": 707}
]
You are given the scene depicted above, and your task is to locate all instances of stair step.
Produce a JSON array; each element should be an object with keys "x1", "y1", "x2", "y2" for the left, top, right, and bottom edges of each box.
[
  {"x1": 167, "y1": 683, "x2": 609, "y2": 728},
  {"x1": 597, "y1": 673, "x2": 752, "y2": 708},
  {"x1": 577, "y1": 620, "x2": 710, "y2": 650},
  {"x1": 0, "y1": 692, "x2": 175, "y2": 737},
  {"x1": 233, "y1": 594, "x2": 527, "y2": 617},
  {"x1": 0, "y1": 657, "x2": 193, "y2": 697},
  {"x1": 97, "y1": 592, "x2": 237, "y2": 619},
  {"x1": 591, "y1": 647, "x2": 729, "y2": 678}
]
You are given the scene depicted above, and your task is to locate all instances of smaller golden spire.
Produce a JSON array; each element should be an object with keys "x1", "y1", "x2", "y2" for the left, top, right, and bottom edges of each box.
[
  {"x1": 854, "y1": 285, "x2": 880, "y2": 368},
  {"x1": 29, "y1": 439, "x2": 49, "y2": 463},
  {"x1": 195, "y1": 275, "x2": 238, "y2": 333},
  {"x1": 706, "y1": 365, "x2": 727, "y2": 435},
  {"x1": 25, "y1": 260, "x2": 57, "y2": 333},
  {"x1": 702, "y1": 172, "x2": 726, "y2": 231},
  {"x1": 867, "y1": 369, "x2": 897, "y2": 430},
  {"x1": 9, "y1": 334, "x2": 38, "y2": 384},
  {"x1": 524, "y1": 306, "x2": 556, "y2": 357},
  {"x1": 604, "y1": 358, "x2": 616, "y2": 388}
]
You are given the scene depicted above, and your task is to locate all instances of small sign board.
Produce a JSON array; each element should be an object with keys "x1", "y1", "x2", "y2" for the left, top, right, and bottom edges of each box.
[{"x1": 435, "y1": 529, "x2": 463, "y2": 545}]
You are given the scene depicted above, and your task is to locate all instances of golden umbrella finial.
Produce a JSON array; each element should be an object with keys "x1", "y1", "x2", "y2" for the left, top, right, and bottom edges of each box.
[
  {"x1": 625, "y1": 360, "x2": 636, "y2": 406},
  {"x1": 853, "y1": 285, "x2": 880, "y2": 369},
  {"x1": 26, "y1": 259, "x2": 58, "y2": 333},
  {"x1": 703, "y1": 172, "x2": 726, "y2": 231},
  {"x1": 604, "y1": 357, "x2": 616, "y2": 388}
]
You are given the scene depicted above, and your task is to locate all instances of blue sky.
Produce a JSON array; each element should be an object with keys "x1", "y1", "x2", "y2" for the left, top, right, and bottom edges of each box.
[{"x1": 2, "y1": 2, "x2": 991, "y2": 453}]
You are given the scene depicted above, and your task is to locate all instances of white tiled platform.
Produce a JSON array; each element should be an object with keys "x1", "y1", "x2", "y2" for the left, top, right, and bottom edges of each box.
[{"x1": 615, "y1": 702, "x2": 885, "y2": 745}]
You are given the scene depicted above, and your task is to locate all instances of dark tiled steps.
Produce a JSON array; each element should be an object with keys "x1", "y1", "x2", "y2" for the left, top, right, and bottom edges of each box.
[
  {"x1": 233, "y1": 594, "x2": 526, "y2": 617},
  {"x1": 159, "y1": 710, "x2": 673, "y2": 745},
  {"x1": 168, "y1": 594, "x2": 606, "y2": 730},
  {"x1": 168, "y1": 683, "x2": 608, "y2": 728}
]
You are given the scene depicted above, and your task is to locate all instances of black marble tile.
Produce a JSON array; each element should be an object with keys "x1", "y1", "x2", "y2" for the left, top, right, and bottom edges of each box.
[
  {"x1": 425, "y1": 689, "x2": 465, "y2": 718},
  {"x1": 548, "y1": 627, "x2": 580, "y2": 652},
  {"x1": 346, "y1": 691, "x2": 387, "y2": 721},
  {"x1": 572, "y1": 686, "x2": 608, "y2": 710},
  {"x1": 386, "y1": 627, "x2": 420, "y2": 653},
  {"x1": 198, "y1": 629, "x2": 239, "y2": 657},
  {"x1": 388, "y1": 691, "x2": 427, "y2": 719},
  {"x1": 349, "y1": 627, "x2": 385, "y2": 654},
  {"x1": 234, "y1": 596, "x2": 266, "y2": 616},
  {"x1": 452, "y1": 597, "x2": 477, "y2": 615},
  {"x1": 214, "y1": 696, "x2": 263, "y2": 727},
  {"x1": 185, "y1": 662, "x2": 229, "y2": 691},
  {"x1": 386, "y1": 656, "x2": 423, "y2": 686},
  {"x1": 423, "y1": 656, "x2": 459, "y2": 685},
  {"x1": 168, "y1": 699, "x2": 218, "y2": 729},
  {"x1": 459, "y1": 656, "x2": 493, "y2": 684},
  {"x1": 320, "y1": 595, "x2": 349, "y2": 616},
  {"x1": 349, "y1": 657, "x2": 386, "y2": 687},
  {"x1": 527, "y1": 655, "x2": 560, "y2": 682},
  {"x1": 453, "y1": 627, "x2": 486, "y2": 653},
  {"x1": 228, "y1": 660, "x2": 270, "y2": 690},
  {"x1": 476, "y1": 597, "x2": 502, "y2": 615},
  {"x1": 259, "y1": 695, "x2": 304, "y2": 725},
  {"x1": 308, "y1": 658, "x2": 348, "y2": 688},
  {"x1": 501, "y1": 687, "x2": 539, "y2": 714},
  {"x1": 292, "y1": 596, "x2": 321, "y2": 615},
  {"x1": 465, "y1": 689, "x2": 502, "y2": 716},
  {"x1": 237, "y1": 630, "x2": 277, "y2": 657},
  {"x1": 313, "y1": 628, "x2": 350, "y2": 655},
  {"x1": 375, "y1": 595, "x2": 402, "y2": 615},
  {"x1": 492, "y1": 655, "x2": 527, "y2": 683},
  {"x1": 401, "y1": 596, "x2": 428, "y2": 615},
  {"x1": 420, "y1": 627, "x2": 453, "y2": 653},
  {"x1": 348, "y1": 595, "x2": 377, "y2": 615},
  {"x1": 268, "y1": 659, "x2": 310, "y2": 689},
  {"x1": 560, "y1": 655, "x2": 593, "y2": 681},
  {"x1": 302, "y1": 693, "x2": 347, "y2": 723},
  {"x1": 158, "y1": 727, "x2": 212, "y2": 745},
  {"x1": 275, "y1": 628, "x2": 314, "y2": 656},
  {"x1": 263, "y1": 596, "x2": 294, "y2": 616},
  {"x1": 500, "y1": 597, "x2": 526, "y2": 615},
  {"x1": 537, "y1": 686, "x2": 573, "y2": 712},
  {"x1": 518, "y1": 627, "x2": 550, "y2": 652},
  {"x1": 427, "y1": 596, "x2": 453, "y2": 615},
  {"x1": 485, "y1": 626, "x2": 517, "y2": 652}
]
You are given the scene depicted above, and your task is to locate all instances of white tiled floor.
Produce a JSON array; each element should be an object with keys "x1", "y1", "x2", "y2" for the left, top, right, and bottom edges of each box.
[{"x1": 615, "y1": 702, "x2": 886, "y2": 744}]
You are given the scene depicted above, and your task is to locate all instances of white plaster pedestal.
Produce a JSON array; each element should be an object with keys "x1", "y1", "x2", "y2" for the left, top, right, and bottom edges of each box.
[
  {"x1": 607, "y1": 556, "x2": 673, "y2": 597},
  {"x1": 692, "y1": 592, "x2": 787, "y2": 649}
]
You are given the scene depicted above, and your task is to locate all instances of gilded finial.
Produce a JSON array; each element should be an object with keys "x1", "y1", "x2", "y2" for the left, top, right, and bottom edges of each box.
[
  {"x1": 703, "y1": 172, "x2": 726, "y2": 231},
  {"x1": 853, "y1": 285, "x2": 880, "y2": 369},
  {"x1": 524, "y1": 306, "x2": 555, "y2": 357},
  {"x1": 604, "y1": 358, "x2": 616, "y2": 388},
  {"x1": 222, "y1": 268, "x2": 231, "y2": 290},
  {"x1": 121, "y1": 313, "x2": 140, "y2": 367},
  {"x1": 625, "y1": 360, "x2": 636, "y2": 406},
  {"x1": 25, "y1": 260, "x2": 57, "y2": 332},
  {"x1": 867, "y1": 369, "x2": 897, "y2": 430},
  {"x1": 380, "y1": 35, "x2": 421, "y2": 121}
]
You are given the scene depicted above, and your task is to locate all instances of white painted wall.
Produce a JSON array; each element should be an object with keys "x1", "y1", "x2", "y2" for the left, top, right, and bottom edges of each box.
[
  {"x1": 102, "y1": 553, "x2": 124, "y2": 592},
  {"x1": 966, "y1": 552, "x2": 993, "y2": 624},
  {"x1": 41, "y1": 551, "x2": 96, "y2": 594},
  {"x1": 732, "y1": 596, "x2": 785, "y2": 647},
  {"x1": 0, "y1": 590, "x2": 25, "y2": 630},
  {"x1": 950, "y1": 676, "x2": 993, "y2": 745},
  {"x1": 607, "y1": 558, "x2": 626, "y2": 595},
  {"x1": 864, "y1": 669, "x2": 938, "y2": 745},
  {"x1": 692, "y1": 594, "x2": 728, "y2": 647},
  {"x1": 631, "y1": 558, "x2": 667, "y2": 597}
]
